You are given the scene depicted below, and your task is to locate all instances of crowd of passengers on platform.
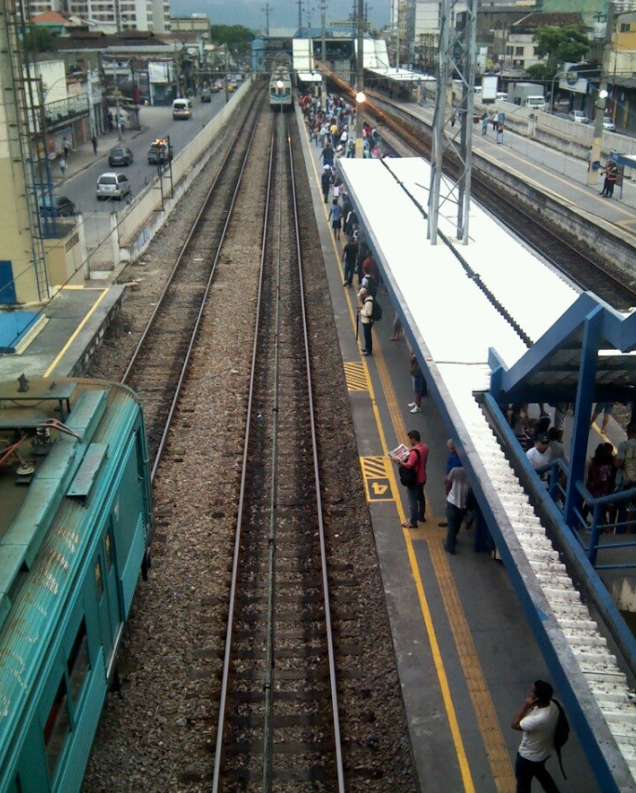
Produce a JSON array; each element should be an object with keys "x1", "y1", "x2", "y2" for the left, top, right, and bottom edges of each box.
[
  {"x1": 300, "y1": 91, "x2": 387, "y2": 159},
  {"x1": 510, "y1": 402, "x2": 636, "y2": 533}
]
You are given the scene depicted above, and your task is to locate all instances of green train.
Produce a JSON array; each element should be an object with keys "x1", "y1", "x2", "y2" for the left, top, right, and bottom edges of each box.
[{"x1": 0, "y1": 377, "x2": 153, "y2": 793}]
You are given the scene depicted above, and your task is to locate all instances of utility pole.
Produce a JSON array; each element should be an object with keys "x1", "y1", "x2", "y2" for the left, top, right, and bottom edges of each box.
[
  {"x1": 297, "y1": 0, "x2": 302, "y2": 32},
  {"x1": 588, "y1": 1, "x2": 614, "y2": 186},
  {"x1": 321, "y1": 0, "x2": 327, "y2": 63},
  {"x1": 428, "y1": 0, "x2": 477, "y2": 244},
  {"x1": 355, "y1": 0, "x2": 364, "y2": 156},
  {"x1": 263, "y1": 3, "x2": 271, "y2": 37}
]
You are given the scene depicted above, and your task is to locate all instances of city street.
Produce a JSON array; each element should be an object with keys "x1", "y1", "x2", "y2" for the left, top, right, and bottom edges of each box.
[{"x1": 54, "y1": 94, "x2": 228, "y2": 215}]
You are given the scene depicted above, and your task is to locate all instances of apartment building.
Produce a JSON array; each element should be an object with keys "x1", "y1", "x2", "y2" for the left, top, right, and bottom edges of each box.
[{"x1": 28, "y1": 0, "x2": 170, "y2": 34}]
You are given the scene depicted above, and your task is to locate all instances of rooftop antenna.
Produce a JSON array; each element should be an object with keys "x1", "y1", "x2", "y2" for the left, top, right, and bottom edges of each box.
[
  {"x1": 263, "y1": 2, "x2": 271, "y2": 37},
  {"x1": 297, "y1": 0, "x2": 302, "y2": 33}
]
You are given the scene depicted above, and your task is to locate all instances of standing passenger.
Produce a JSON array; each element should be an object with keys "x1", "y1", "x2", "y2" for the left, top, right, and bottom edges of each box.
[
  {"x1": 511, "y1": 681, "x2": 562, "y2": 793},
  {"x1": 329, "y1": 198, "x2": 342, "y2": 241},
  {"x1": 391, "y1": 429, "x2": 429, "y2": 528},
  {"x1": 358, "y1": 287, "x2": 374, "y2": 356},
  {"x1": 443, "y1": 463, "x2": 469, "y2": 554},
  {"x1": 321, "y1": 166, "x2": 332, "y2": 204},
  {"x1": 342, "y1": 236, "x2": 358, "y2": 287},
  {"x1": 497, "y1": 122, "x2": 504, "y2": 144}
]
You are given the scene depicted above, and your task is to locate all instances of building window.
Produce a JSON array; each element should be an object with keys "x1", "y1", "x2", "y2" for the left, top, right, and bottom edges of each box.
[
  {"x1": 515, "y1": 46, "x2": 524, "y2": 56},
  {"x1": 533, "y1": 47, "x2": 539, "y2": 56},
  {"x1": 506, "y1": 45, "x2": 513, "y2": 55},
  {"x1": 620, "y1": 22, "x2": 630, "y2": 32},
  {"x1": 43, "y1": 679, "x2": 70, "y2": 778}
]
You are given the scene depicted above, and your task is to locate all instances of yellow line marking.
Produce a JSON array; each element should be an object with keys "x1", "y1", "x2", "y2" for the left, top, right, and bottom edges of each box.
[
  {"x1": 303, "y1": 119, "x2": 477, "y2": 793},
  {"x1": 44, "y1": 287, "x2": 109, "y2": 377},
  {"x1": 344, "y1": 361, "x2": 368, "y2": 391}
]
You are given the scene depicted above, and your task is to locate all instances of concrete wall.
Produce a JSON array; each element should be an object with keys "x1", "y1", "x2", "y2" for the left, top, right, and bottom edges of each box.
[{"x1": 86, "y1": 76, "x2": 253, "y2": 279}]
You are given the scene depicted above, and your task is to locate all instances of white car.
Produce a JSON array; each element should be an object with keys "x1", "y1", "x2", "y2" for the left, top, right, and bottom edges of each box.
[
  {"x1": 96, "y1": 172, "x2": 131, "y2": 201},
  {"x1": 568, "y1": 110, "x2": 589, "y2": 124},
  {"x1": 603, "y1": 116, "x2": 616, "y2": 132}
]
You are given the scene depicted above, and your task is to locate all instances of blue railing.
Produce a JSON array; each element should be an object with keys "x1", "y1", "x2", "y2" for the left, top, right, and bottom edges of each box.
[{"x1": 538, "y1": 457, "x2": 636, "y2": 569}]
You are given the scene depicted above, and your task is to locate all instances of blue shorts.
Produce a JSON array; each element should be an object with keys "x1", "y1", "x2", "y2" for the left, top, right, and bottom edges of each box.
[
  {"x1": 412, "y1": 375, "x2": 427, "y2": 396},
  {"x1": 594, "y1": 402, "x2": 614, "y2": 415}
]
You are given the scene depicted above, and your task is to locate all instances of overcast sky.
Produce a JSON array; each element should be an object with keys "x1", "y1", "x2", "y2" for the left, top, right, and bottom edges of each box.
[{"x1": 170, "y1": 0, "x2": 390, "y2": 33}]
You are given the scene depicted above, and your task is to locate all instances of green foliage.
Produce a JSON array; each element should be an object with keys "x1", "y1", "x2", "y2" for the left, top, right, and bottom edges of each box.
[
  {"x1": 208, "y1": 24, "x2": 255, "y2": 54},
  {"x1": 23, "y1": 27, "x2": 57, "y2": 53},
  {"x1": 526, "y1": 63, "x2": 551, "y2": 82},
  {"x1": 533, "y1": 25, "x2": 589, "y2": 71}
]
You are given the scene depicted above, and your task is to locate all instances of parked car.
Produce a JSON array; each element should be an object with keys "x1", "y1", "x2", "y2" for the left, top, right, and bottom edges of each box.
[
  {"x1": 39, "y1": 195, "x2": 77, "y2": 218},
  {"x1": 108, "y1": 145, "x2": 134, "y2": 167},
  {"x1": 603, "y1": 116, "x2": 617, "y2": 132},
  {"x1": 213, "y1": 80, "x2": 223, "y2": 92},
  {"x1": 201, "y1": 89, "x2": 212, "y2": 103},
  {"x1": 568, "y1": 110, "x2": 589, "y2": 124},
  {"x1": 96, "y1": 172, "x2": 131, "y2": 201},
  {"x1": 147, "y1": 138, "x2": 173, "y2": 164}
]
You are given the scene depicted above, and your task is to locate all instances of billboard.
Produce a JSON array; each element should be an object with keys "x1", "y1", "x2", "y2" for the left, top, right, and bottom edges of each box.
[
  {"x1": 481, "y1": 75, "x2": 498, "y2": 101},
  {"x1": 559, "y1": 63, "x2": 588, "y2": 95}
]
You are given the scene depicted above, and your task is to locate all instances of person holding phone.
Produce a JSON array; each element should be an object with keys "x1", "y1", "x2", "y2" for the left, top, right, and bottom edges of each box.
[{"x1": 512, "y1": 680, "x2": 561, "y2": 793}]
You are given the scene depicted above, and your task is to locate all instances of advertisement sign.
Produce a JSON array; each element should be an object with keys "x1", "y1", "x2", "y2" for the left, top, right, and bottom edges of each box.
[
  {"x1": 559, "y1": 62, "x2": 588, "y2": 94},
  {"x1": 148, "y1": 62, "x2": 172, "y2": 84},
  {"x1": 481, "y1": 74, "x2": 498, "y2": 101}
]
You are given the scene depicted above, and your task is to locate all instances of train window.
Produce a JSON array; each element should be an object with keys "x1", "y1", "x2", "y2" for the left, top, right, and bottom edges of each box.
[
  {"x1": 67, "y1": 619, "x2": 90, "y2": 704},
  {"x1": 43, "y1": 679, "x2": 70, "y2": 777},
  {"x1": 105, "y1": 529, "x2": 113, "y2": 572},
  {"x1": 95, "y1": 558, "x2": 103, "y2": 600}
]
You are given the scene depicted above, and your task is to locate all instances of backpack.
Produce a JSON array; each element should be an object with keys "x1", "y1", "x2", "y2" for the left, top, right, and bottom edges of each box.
[
  {"x1": 399, "y1": 448, "x2": 419, "y2": 488},
  {"x1": 363, "y1": 274, "x2": 377, "y2": 298},
  {"x1": 623, "y1": 443, "x2": 636, "y2": 484},
  {"x1": 371, "y1": 297, "x2": 383, "y2": 322},
  {"x1": 552, "y1": 699, "x2": 570, "y2": 779}
]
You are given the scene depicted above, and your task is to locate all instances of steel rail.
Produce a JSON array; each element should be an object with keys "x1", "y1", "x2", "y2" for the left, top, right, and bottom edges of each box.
[
  {"x1": 211, "y1": 125, "x2": 278, "y2": 793},
  {"x1": 121, "y1": 92, "x2": 264, "y2": 482},
  {"x1": 287, "y1": 122, "x2": 347, "y2": 793}
]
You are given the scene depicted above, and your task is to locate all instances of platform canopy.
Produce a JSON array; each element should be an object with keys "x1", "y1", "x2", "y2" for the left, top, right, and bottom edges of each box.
[
  {"x1": 297, "y1": 71, "x2": 322, "y2": 83},
  {"x1": 366, "y1": 67, "x2": 435, "y2": 83}
]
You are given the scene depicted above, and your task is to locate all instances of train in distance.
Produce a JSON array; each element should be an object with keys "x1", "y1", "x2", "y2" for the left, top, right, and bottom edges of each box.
[
  {"x1": 269, "y1": 67, "x2": 293, "y2": 111},
  {"x1": 0, "y1": 375, "x2": 153, "y2": 793}
]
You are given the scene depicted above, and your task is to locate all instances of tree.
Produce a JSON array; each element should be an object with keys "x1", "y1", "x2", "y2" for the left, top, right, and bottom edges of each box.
[
  {"x1": 533, "y1": 25, "x2": 590, "y2": 72},
  {"x1": 23, "y1": 27, "x2": 57, "y2": 53},
  {"x1": 526, "y1": 63, "x2": 552, "y2": 82},
  {"x1": 208, "y1": 25, "x2": 255, "y2": 55}
]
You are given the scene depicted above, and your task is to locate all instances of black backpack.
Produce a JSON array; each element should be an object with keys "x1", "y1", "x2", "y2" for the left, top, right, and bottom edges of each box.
[
  {"x1": 552, "y1": 699, "x2": 570, "y2": 778},
  {"x1": 399, "y1": 448, "x2": 419, "y2": 487},
  {"x1": 371, "y1": 297, "x2": 382, "y2": 322}
]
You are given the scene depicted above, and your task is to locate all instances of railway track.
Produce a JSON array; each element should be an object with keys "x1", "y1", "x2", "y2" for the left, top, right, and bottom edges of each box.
[
  {"x1": 212, "y1": 116, "x2": 345, "y2": 792},
  {"x1": 333, "y1": 85, "x2": 636, "y2": 310},
  {"x1": 121, "y1": 90, "x2": 264, "y2": 476}
]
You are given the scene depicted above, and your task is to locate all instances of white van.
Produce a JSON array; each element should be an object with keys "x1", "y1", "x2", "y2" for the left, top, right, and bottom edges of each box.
[{"x1": 172, "y1": 98, "x2": 191, "y2": 120}]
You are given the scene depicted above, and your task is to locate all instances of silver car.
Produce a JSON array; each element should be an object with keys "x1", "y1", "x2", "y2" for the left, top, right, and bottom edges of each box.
[
  {"x1": 568, "y1": 110, "x2": 589, "y2": 124},
  {"x1": 96, "y1": 172, "x2": 131, "y2": 201}
]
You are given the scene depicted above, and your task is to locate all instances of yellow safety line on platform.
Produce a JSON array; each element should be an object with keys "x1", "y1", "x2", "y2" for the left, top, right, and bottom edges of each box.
[
  {"x1": 44, "y1": 287, "x2": 109, "y2": 377},
  {"x1": 373, "y1": 338, "x2": 516, "y2": 792},
  {"x1": 302, "y1": 121, "x2": 476, "y2": 793}
]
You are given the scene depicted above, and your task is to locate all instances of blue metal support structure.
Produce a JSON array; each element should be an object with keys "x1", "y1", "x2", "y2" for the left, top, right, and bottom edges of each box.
[{"x1": 564, "y1": 307, "x2": 604, "y2": 527}]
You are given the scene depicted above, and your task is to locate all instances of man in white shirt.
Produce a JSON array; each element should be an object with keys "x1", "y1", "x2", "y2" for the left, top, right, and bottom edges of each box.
[
  {"x1": 526, "y1": 434, "x2": 551, "y2": 471},
  {"x1": 512, "y1": 680, "x2": 561, "y2": 793},
  {"x1": 443, "y1": 464, "x2": 470, "y2": 555}
]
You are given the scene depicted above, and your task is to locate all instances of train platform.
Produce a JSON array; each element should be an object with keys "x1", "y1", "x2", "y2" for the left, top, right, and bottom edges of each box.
[
  {"x1": 0, "y1": 284, "x2": 124, "y2": 382},
  {"x1": 296, "y1": 105, "x2": 634, "y2": 793},
  {"x1": 395, "y1": 98, "x2": 636, "y2": 238}
]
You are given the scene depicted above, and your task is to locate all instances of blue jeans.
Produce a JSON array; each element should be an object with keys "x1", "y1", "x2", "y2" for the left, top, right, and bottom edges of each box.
[
  {"x1": 515, "y1": 753, "x2": 560, "y2": 793},
  {"x1": 407, "y1": 484, "x2": 426, "y2": 525},
  {"x1": 444, "y1": 503, "x2": 467, "y2": 552},
  {"x1": 362, "y1": 321, "x2": 373, "y2": 353}
]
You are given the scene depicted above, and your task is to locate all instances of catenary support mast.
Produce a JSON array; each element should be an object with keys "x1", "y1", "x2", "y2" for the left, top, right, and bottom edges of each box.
[{"x1": 428, "y1": 0, "x2": 477, "y2": 244}]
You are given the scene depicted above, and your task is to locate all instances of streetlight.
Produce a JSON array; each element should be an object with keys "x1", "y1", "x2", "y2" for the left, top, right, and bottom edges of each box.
[{"x1": 355, "y1": 90, "x2": 365, "y2": 158}]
